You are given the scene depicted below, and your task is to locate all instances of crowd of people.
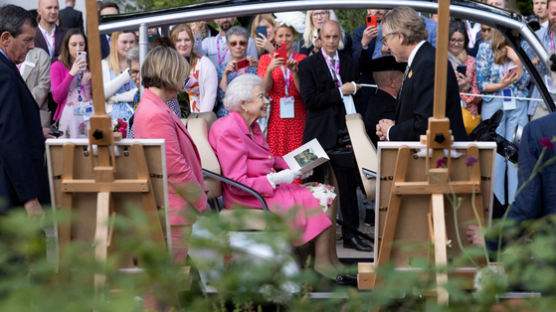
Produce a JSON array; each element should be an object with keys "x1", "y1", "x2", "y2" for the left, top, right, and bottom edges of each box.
[{"x1": 2, "y1": 0, "x2": 556, "y2": 287}]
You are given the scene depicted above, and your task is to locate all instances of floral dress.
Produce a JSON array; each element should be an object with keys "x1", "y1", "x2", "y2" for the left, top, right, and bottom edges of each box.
[
  {"x1": 257, "y1": 52, "x2": 307, "y2": 156},
  {"x1": 107, "y1": 66, "x2": 136, "y2": 123},
  {"x1": 475, "y1": 40, "x2": 530, "y2": 205}
]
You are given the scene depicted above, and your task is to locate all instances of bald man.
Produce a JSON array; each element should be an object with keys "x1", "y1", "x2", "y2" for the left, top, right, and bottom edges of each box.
[{"x1": 35, "y1": 0, "x2": 66, "y2": 62}]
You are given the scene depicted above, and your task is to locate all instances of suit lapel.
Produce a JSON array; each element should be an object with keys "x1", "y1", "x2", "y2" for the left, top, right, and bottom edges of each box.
[{"x1": 34, "y1": 28, "x2": 48, "y2": 55}]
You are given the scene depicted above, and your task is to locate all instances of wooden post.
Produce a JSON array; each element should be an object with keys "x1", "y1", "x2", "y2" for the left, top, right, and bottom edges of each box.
[{"x1": 433, "y1": 0, "x2": 451, "y2": 119}]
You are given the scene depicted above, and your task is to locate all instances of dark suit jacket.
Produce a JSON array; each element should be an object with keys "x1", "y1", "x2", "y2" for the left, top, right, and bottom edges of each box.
[
  {"x1": 34, "y1": 26, "x2": 67, "y2": 62},
  {"x1": 0, "y1": 52, "x2": 49, "y2": 213},
  {"x1": 507, "y1": 113, "x2": 556, "y2": 224},
  {"x1": 364, "y1": 89, "x2": 396, "y2": 147},
  {"x1": 390, "y1": 42, "x2": 468, "y2": 141},
  {"x1": 299, "y1": 51, "x2": 360, "y2": 150},
  {"x1": 59, "y1": 6, "x2": 83, "y2": 32}
]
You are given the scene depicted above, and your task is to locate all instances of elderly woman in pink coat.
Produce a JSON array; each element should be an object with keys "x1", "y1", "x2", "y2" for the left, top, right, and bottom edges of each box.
[
  {"x1": 209, "y1": 74, "x2": 350, "y2": 283},
  {"x1": 133, "y1": 46, "x2": 207, "y2": 265}
]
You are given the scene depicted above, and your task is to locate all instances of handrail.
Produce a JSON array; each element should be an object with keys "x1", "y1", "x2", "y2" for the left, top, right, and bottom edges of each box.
[{"x1": 202, "y1": 169, "x2": 270, "y2": 213}]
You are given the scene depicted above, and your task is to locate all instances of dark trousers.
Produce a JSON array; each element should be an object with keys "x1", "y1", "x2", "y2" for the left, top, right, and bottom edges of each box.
[{"x1": 307, "y1": 148, "x2": 361, "y2": 238}]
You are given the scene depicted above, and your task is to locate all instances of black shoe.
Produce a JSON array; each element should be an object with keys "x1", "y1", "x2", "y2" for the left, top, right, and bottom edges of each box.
[
  {"x1": 343, "y1": 236, "x2": 373, "y2": 252},
  {"x1": 335, "y1": 274, "x2": 358, "y2": 286}
]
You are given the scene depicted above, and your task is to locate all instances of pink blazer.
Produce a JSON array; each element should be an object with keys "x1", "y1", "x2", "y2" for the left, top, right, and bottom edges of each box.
[
  {"x1": 134, "y1": 89, "x2": 207, "y2": 225},
  {"x1": 209, "y1": 112, "x2": 332, "y2": 245}
]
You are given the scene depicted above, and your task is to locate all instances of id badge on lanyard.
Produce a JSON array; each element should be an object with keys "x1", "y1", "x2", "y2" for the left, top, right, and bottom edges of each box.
[
  {"x1": 74, "y1": 101, "x2": 94, "y2": 120},
  {"x1": 279, "y1": 61, "x2": 295, "y2": 118},
  {"x1": 502, "y1": 88, "x2": 516, "y2": 110},
  {"x1": 280, "y1": 97, "x2": 295, "y2": 118}
]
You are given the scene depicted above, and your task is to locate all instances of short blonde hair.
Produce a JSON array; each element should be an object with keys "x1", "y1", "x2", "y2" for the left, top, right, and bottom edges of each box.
[
  {"x1": 382, "y1": 7, "x2": 428, "y2": 46},
  {"x1": 141, "y1": 46, "x2": 189, "y2": 90}
]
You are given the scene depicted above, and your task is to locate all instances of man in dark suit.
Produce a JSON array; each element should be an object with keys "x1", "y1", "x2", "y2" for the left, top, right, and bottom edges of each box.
[
  {"x1": 0, "y1": 5, "x2": 49, "y2": 216},
  {"x1": 376, "y1": 7, "x2": 467, "y2": 142},
  {"x1": 98, "y1": 2, "x2": 120, "y2": 59},
  {"x1": 299, "y1": 20, "x2": 372, "y2": 252},
  {"x1": 467, "y1": 113, "x2": 556, "y2": 247},
  {"x1": 59, "y1": 0, "x2": 83, "y2": 32},
  {"x1": 359, "y1": 56, "x2": 406, "y2": 147},
  {"x1": 35, "y1": 0, "x2": 66, "y2": 62}
]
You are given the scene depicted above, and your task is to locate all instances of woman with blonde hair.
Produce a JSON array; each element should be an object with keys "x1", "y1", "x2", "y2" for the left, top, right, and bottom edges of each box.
[
  {"x1": 300, "y1": 9, "x2": 352, "y2": 56},
  {"x1": 475, "y1": 28, "x2": 529, "y2": 208},
  {"x1": 250, "y1": 14, "x2": 276, "y2": 57},
  {"x1": 133, "y1": 45, "x2": 207, "y2": 264},
  {"x1": 258, "y1": 21, "x2": 306, "y2": 157},
  {"x1": 170, "y1": 23, "x2": 218, "y2": 113},
  {"x1": 101, "y1": 31, "x2": 137, "y2": 125}
]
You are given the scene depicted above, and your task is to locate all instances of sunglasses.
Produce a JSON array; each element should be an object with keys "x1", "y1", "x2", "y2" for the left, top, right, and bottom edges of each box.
[
  {"x1": 229, "y1": 40, "x2": 247, "y2": 47},
  {"x1": 481, "y1": 28, "x2": 491, "y2": 33}
]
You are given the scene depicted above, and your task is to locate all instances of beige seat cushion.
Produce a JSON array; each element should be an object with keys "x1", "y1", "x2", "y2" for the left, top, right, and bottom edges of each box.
[
  {"x1": 185, "y1": 116, "x2": 221, "y2": 199},
  {"x1": 345, "y1": 113, "x2": 377, "y2": 201}
]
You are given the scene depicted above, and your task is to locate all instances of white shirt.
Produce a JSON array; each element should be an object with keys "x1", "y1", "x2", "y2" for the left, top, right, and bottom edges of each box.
[
  {"x1": 386, "y1": 40, "x2": 426, "y2": 141},
  {"x1": 38, "y1": 24, "x2": 56, "y2": 58}
]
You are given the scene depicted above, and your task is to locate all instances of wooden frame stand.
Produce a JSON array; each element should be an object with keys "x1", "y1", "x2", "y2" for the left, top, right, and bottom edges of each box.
[{"x1": 356, "y1": 0, "x2": 493, "y2": 304}]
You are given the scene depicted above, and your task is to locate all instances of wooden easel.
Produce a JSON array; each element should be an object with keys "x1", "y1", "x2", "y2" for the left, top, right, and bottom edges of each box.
[
  {"x1": 357, "y1": 0, "x2": 486, "y2": 304},
  {"x1": 56, "y1": 0, "x2": 166, "y2": 288}
]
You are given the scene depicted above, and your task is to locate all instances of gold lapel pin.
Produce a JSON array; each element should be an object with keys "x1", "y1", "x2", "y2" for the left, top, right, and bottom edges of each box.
[{"x1": 408, "y1": 70, "x2": 413, "y2": 78}]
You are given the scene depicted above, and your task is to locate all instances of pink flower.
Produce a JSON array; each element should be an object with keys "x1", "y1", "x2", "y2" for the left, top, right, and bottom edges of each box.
[
  {"x1": 436, "y1": 157, "x2": 447, "y2": 168},
  {"x1": 540, "y1": 138, "x2": 554, "y2": 149},
  {"x1": 466, "y1": 156, "x2": 478, "y2": 167}
]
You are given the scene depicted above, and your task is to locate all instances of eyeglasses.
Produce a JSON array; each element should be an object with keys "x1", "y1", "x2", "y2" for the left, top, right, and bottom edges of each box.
[
  {"x1": 380, "y1": 32, "x2": 398, "y2": 46},
  {"x1": 481, "y1": 28, "x2": 491, "y2": 33},
  {"x1": 229, "y1": 40, "x2": 247, "y2": 47},
  {"x1": 312, "y1": 11, "x2": 329, "y2": 18},
  {"x1": 129, "y1": 69, "x2": 140, "y2": 75},
  {"x1": 449, "y1": 38, "x2": 465, "y2": 44}
]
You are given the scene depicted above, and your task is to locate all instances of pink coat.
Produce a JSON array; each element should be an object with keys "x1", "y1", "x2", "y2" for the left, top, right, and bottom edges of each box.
[
  {"x1": 209, "y1": 112, "x2": 331, "y2": 245},
  {"x1": 134, "y1": 89, "x2": 207, "y2": 225}
]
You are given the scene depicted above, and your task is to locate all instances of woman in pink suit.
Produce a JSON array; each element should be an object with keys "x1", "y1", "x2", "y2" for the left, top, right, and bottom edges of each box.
[
  {"x1": 209, "y1": 74, "x2": 350, "y2": 283},
  {"x1": 133, "y1": 46, "x2": 207, "y2": 264}
]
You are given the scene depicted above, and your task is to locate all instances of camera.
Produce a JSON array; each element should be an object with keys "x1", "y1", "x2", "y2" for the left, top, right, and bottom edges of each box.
[
  {"x1": 526, "y1": 15, "x2": 540, "y2": 31},
  {"x1": 469, "y1": 109, "x2": 520, "y2": 163}
]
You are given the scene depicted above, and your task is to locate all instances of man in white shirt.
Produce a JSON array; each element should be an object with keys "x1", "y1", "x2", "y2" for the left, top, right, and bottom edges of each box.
[
  {"x1": 534, "y1": 0, "x2": 549, "y2": 29},
  {"x1": 201, "y1": 17, "x2": 257, "y2": 69},
  {"x1": 34, "y1": 0, "x2": 66, "y2": 62}
]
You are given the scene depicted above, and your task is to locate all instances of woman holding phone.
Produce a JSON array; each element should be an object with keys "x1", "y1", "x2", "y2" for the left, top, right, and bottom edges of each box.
[
  {"x1": 448, "y1": 22, "x2": 481, "y2": 120},
  {"x1": 250, "y1": 14, "x2": 276, "y2": 57},
  {"x1": 50, "y1": 29, "x2": 92, "y2": 138},
  {"x1": 258, "y1": 21, "x2": 306, "y2": 157},
  {"x1": 216, "y1": 26, "x2": 258, "y2": 118},
  {"x1": 476, "y1": 28, "x2": 529, "y2": 209}
]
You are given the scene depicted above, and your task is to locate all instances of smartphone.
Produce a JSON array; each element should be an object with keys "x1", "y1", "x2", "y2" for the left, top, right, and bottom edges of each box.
[
  {"x1": 235, "y1": 58, "x2": 249, "y2": 70},
  {"x1": 77, "y1": 51, "x2": 87, "y2": 58},
  {"x1": 456, "y1": 65, "x2": 467, "y2": 76},
  {"x1": 366, "y1": 15, "x2": 377, "y2": 28},
  {"x1": 507, "y1": 65, "x2": 519, "y2": 75},
  {"x1": 276, "y1": 43, "x2": 287, "y2": 59},
  {"x1": 255, "y1": 25, "x2": 267, "y2": 38}
]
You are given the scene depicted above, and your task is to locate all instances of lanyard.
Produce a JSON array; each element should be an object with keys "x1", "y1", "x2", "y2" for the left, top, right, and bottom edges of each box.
[
  {"x1": 321, "y1": 49, "x2": 341, "y2": 86},
  {"x1": 216, "y1": 35, "x2": 228, "y2": 65},
  {"x1": 279, "y1": 52, "x2": 294, "y2": 96},
  {"x1": 550, "y1": 31, "x2": 555, "y2": 52}
]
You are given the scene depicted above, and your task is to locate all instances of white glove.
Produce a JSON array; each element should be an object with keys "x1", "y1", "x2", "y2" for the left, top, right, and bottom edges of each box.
[{"x1": 266, "y1": 169, "x2": 301, "y2": 188}]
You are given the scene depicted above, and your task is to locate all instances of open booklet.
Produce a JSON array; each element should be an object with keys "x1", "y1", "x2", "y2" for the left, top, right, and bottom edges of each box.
[{"x1": 282, "y1": 138, "x2": 329, "y2": 174}]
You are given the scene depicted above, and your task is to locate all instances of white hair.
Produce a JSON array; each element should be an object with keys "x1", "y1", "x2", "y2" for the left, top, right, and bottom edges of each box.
[
  {"x1": 223, "y1": 74, "x2": 263, "y2": 112},
  {"x1": 302, "y1": 9, "x2": 344, "y2": 50}
]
